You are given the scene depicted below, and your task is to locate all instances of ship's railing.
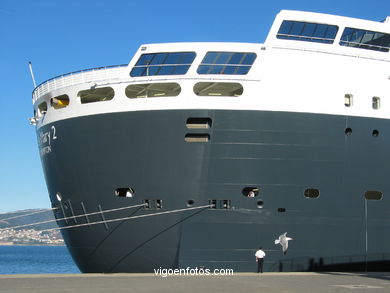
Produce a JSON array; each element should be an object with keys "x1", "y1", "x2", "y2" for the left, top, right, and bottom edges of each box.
[{"x1": 32, "y1": 64, "x2": 128, "y2": 103}]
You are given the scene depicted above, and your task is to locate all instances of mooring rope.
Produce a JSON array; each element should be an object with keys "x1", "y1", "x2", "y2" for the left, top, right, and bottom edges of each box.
[
  {"x1": 0, "y1": 203, "x2": 146, "y2": 231},
  {"x1": 0, "y1": 207, "x2": 58, "y2": 222},
  {"x1": 39, "y1": 204, "x2": 212, "y2": 232}
]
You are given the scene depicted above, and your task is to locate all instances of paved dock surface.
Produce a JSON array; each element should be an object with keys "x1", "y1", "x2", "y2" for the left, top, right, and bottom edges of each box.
[{"x1": 0, "y1": 272, "x2": 389, "y2": 293}]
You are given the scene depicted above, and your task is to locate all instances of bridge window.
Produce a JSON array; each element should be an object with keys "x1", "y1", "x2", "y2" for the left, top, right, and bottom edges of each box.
[
  {"x1": 130, "y1": 52, "x2": 196, "y2": 77},
  {"x1": 197, "y1": 52, "x2": 256, "y2": 75},
  {"x1": 194, "y1": 82, "x2": 243, "y2": 97},
  {"x1": 277, "y1": 20, "x2": 338, "y2": 44},
  {"x1": 126, "y1": 83, "x2": 181, "y2": 98},
  {"x1": 78, "y1": 87, "x2": 114, "y2": 104},
  {"x1": 340, "y1": 28, "x2": 390, "y2": 52}
]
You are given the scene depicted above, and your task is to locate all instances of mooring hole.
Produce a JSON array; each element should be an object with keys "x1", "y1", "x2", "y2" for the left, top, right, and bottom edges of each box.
[
  {"x1": 155, "y1": 199, "x2": 163, "y2": 209},
  {"x1": 242, "y1": 187, "x2": 259, "y2": 198},
  {"x1": 115, "y1": 187, "x2": 134, "y2": 198},
  {"x1": 143, "y1": 199, "x2": 151, "y2": 209}
]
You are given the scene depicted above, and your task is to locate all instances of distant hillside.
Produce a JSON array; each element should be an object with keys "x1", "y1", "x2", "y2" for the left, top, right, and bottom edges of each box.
[
  {"x1": 0, "y1": 208, "x2": 59, "y2": 230},
  {"x1": 0, "y1": 209, "x2": 64, "y2": 245}
]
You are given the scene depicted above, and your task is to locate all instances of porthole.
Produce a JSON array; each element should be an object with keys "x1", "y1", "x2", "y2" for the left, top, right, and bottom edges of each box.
[
  {"x1": 194, "y1": 82, "x2": 243, "y2": 97},
  {"x1": 364, "y1": 191, "x2": 382, "y2": 200},
  {"x1": 78, "y1": 87, "x2": 114, "y2": 104},
  {"x1": 126, "y1": 83, "x2": 181, "y2": 99},
  {"x1": 372, "y1": 129, "x2": 379, "y2": 137},
  {"x1": 345, "y1": 128, "x2": 352, "y2": 135},
  {"x1": 187, "y1": 199, "x2": 195, "y2": 207},
  {"x1": 51, "y1": 94, "x2": 69, "y2": 109},
  {"x1": 304, "y1": 188, "x2": 320, "y2": 198},
  {"x1": 37, "y1": 102, "x2": 48, "y2": 117}
]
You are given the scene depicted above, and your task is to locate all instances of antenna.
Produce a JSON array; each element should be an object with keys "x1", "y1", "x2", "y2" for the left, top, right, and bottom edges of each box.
[{"x1": 28, "y1": 61, "x2": 37, "y2": 88}]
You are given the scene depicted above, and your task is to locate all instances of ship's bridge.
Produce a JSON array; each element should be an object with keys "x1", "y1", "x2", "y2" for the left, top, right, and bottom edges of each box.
[{"x1": 266, "y1": 10, "x2": 390, "y2": 56}]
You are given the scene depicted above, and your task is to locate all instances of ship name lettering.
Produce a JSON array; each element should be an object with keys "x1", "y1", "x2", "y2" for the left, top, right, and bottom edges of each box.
[
  {"x1": 40, "y1": 145, "x2": 52, "y2": 156},
  {"x1": 38, "y1": 126, "x2": 57, "y2": 156}
]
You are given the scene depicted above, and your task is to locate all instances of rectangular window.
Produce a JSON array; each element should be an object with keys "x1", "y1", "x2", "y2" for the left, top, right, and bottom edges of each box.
[
  {"x1": 197, "y1": 52, "x2": 256, "y2": 75},
  {"x1": 340, "y1": 28, "x2": 390, "y2": 52},
  {"x1": 277, "y1": 20, "x2": 339, "y2": 44},
  {"x1": 130, "y1": 52, "x2": 196, "y2": 77},
  {"x1": 344, "y1": 94, "x2": 353, "y2": 107},
  {"x1": 372, "y1": 97, "x2": 380, "y2": 110}
]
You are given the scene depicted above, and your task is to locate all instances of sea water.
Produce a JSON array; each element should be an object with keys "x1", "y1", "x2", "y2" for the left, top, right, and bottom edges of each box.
[{"x1": 0, "y1": 246, "x2": 80, "y2": 274}]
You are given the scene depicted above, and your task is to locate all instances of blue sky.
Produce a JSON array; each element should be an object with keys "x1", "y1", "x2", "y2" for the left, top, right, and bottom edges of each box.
[{"x1": 0, "y1": 0, "x2": 389, "y2": 213}]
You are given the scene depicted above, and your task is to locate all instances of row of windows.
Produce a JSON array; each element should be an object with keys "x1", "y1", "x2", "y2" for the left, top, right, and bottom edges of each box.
[
  {"x1": 36, "y1": 86, "x2": 386, "y2": 117},
  {"x1": 35, "y1": 82, "x2": 243, "y2": 116},
  {"x1": 277, "y1": 20, "x2": 390, "y2": 52},
  {"x1": 130, "y1": 51, "x2": 257, "y2": 77}
]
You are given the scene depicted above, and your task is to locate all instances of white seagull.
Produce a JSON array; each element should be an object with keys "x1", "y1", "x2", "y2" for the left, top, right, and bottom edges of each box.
[{"x1": 275, "y1": 232, "x2": 293, "y2": 255}]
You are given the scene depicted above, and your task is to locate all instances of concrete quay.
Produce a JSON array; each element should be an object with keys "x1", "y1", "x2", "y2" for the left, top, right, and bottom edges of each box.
[{"x1": 0, "y1": 272, "x2": 389, "y2": 293}]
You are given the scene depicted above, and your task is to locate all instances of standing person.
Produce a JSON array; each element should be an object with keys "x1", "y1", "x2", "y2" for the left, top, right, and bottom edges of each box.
[{"x1": 255, "y1": 247, "x2": 266, "y2": 273}]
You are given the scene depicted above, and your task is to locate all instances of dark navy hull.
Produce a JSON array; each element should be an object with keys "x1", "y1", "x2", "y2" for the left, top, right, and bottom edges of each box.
[{"x1": 38, "y1": 109, "x2": 390, "y2": 272}]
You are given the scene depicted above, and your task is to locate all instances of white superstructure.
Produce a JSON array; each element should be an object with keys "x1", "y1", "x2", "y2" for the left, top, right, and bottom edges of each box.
[{"x1": 32, "y1": 10, "x2": 390, "y2": 126}]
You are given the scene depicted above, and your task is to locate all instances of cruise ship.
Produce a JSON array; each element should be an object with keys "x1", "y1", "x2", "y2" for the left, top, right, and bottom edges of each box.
[{"x1": 31, "y1": 10, "x2": 390, "y2": 272}]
